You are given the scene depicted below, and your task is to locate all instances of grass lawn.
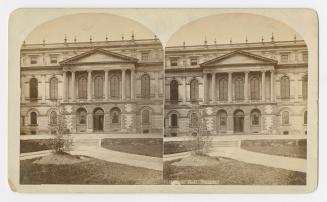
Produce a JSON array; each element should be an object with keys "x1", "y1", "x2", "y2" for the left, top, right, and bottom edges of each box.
[
  {"x1": 241, "y1": 139, "x2": 307, "y2": 159},
  {"x1": 164, "y1": 157, "x2": 306, "y2": 185},
  {"x1": 20, "y1": 139, "x2": 52, "y2": 153},
  {"x1": 164, "y1": 141, "x2": 194, "y2": 154},
  {"x1": 21, "y1": 156, "x2": 162, "y2": 185},
  {"x1": 101, "y1": 138, "x2": 162, "y2": 157}
]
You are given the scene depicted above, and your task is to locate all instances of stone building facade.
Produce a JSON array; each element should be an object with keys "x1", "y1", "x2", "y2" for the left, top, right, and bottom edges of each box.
[
  {"x1": 20, "y1": 37, "x2": 164, "y2": 135},
  {"x1": 164, "y1": 40, "x2": 308, "y2": 136}
]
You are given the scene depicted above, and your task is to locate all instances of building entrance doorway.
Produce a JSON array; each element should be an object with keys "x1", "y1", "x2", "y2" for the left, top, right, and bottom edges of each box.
[
  {"x1": 234, "y1": 110, "x2": 244, "y2": 133},
  {"x1": 93, "y1": 108, "x2": 104, "y2": 131}
]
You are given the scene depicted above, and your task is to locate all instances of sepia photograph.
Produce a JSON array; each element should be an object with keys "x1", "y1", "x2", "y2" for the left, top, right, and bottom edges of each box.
[
  {"x1": 163, "y1": 13, "x2": 308, "y2": 185},
  {"x1": 7, "y1": 8, "x2": 318, "y2": 193},
  {"x1": 18, "y1": 13, "x2": 164, "y2": 185}
]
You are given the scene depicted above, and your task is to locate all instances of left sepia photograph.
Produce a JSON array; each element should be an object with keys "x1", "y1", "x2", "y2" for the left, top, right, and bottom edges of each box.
[{"x1": 19, "y1": 12, "x2": 164, "y2": 185}]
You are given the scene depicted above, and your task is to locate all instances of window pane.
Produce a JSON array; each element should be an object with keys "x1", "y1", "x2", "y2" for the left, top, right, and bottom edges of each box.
[
  {"x1": 171, "y1": 114, "x2": 178, "y2": 127},
  {"x1": 30, "y1": 78, "x2": 38, "y2": 99},
  {"x1": 110, "y1": 76, "x2": 120, "y2": 98},
  {"x1": 141, "y1": 74, "x2": 150, "y2": 98},
  {"x1": 281, "y1": 76, "x2": 290, "y2": 99},
  {"x1": 142, "y1": 110, "x2": 150, "y2": 124},
  {"x1": 49, "y1": 77, "x2": 58, "y2": 99},
  {"x1": 219, "y1": 79, "x2": 228, "y2": 100},
  {"x1": 282, "y1": 111, "x2": 289, "y2": 125},
  {"x1": 170, "y1": 80, "x2": 178, "y2": 102},
  {"x1": 250, "y1": 77, "x2": 260, "y2": 100},
  {"x1": 78, "y1": 77, "x2": 87, "y2": 98},
  {"x1": 235, "y1": 78, "x2": 244, "y2": 100},
  {"x1": 94, "y1": 76, "x2": 103, "y2": 99},
  {"x1": 30, "y1": 112, "x2": 37, "y2": 125},
  {"x1": 190, "y1": 79, "x2": 199, "y2": 101}
]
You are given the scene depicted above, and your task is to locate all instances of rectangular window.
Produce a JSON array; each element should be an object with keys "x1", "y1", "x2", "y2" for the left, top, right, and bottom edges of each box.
[
  {"x1": 280, "y1": 53, "x2": 289, "y2": 62},
  {"x1": 303, "y1": 52, "x2": 308, "y2": 62},
  {"x1": 50, "y1": 55, "x2": 58, "y2": 64},
  {"x1": 141, "y1": 52, "x2": 150, "y2": 61},
  {"x1": 170, "y1": 58, "x2": 178, "y2": 66},
  {"x1": 190, "y1": 58, "x2": 198, "y2": 66},
  {"x1": 30, "y1": 56, "x2": 38, "y2": 64}
]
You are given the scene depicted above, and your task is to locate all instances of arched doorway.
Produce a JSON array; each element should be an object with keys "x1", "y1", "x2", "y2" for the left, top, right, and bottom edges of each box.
[
  {"x1": 234, "y1": 110, "x2": 244, "y2": 133},
  {"x1": 93, "y1": 108, "x2": 104, "y2": 131}
]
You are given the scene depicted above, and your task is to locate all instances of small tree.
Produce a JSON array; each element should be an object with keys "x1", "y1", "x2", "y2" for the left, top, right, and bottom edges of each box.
[
  {"x1": 190, "y1": 109, "x2": 212, "y2": 155},
  {"x1": 49, "y1": 106, "x2": 73, "y2": 154}
]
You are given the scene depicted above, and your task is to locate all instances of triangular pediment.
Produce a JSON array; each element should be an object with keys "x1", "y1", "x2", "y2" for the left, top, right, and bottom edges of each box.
[
  {"x1": 200, "y1": 50, "x2": 277, "y2": 67},
  {"x1": 60, "y1": 48, "x2": 138, "y2": 65}
]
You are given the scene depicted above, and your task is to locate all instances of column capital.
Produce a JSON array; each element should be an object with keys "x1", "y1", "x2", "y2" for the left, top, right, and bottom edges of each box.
[
  {"x1": 261, "y1": 70, "x2": 267, "y2": 73},
  {"x1": 87, "y1": 70, "x2": 92, "y2": 73},
  {"x1": 244, "y1": 71, "x2": 250, "y2": 74}
]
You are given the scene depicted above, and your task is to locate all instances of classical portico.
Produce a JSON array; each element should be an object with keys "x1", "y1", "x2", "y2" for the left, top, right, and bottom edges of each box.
[{"x1": 60, "y1": 48, "x2": 137, "y2": 102}]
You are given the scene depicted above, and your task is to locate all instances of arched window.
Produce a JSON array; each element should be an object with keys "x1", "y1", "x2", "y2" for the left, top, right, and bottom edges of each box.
[
  {"x1": 302, "y1": 75, "x2": 308, "y2": 99},
  {"x1": 78, "y1": 77, "x2": 87, "y2": 99},
  {"x1": 77, "y1": 108, "x2": 87, "y2": 124},
  {"x1": 251, "y1": 109, "x2": 261, "y2": 126},
  {"x1": 94, "y1": 76, "x2": 104, "y2": 99},
  {"x1": 110, "y1": 108, "x2": 121, "y2": 124},
  {"x1": 250, "y1": 77, "x2": 260, "y2": 100},
  {"x1": 110, "y1": 75, "x2": 120, "y2": 98},
  {"x1": 141, "y1": 74, "x2": 151, "y2": 98},
  {"x1": 49, "y1": 77, "x2": 58, "y2": 99},
  {"x1": 30, "y1": 112, "x2": 37, "y2": 125},
  {"x1": 190, "y1": 79, "x2": 199, "y2": 101},
  {"x1": 171, "y1": 114, "x2": 178, "y2": 127},
  {"x1": 304, "y1": 111, "x2": 308, "y2": 125},
  {"x1": 217, "y1": 110, "x2": 227, "y2": 129},
  {"x1": 29, "y1": 78, "x2": 38, "y2": 99},
  {"x1": 170, "y1": 80, "x2": 179, "y2": 102},
  {"x1": 282, "y1": 111, "x2": 290, "y2": 125},
  {"x1": 190, "y1": 113, "x2": 198, "y2": 128},
  {"x1": 234, "y1": 78, "x2": 244, "y2": 100},
  {"x1": 281, "y1": 76, "x2": 290, "y2": 99},
  {"x1": 142, "y1": 109, "x2": 150, "y2": 124},
  {"x1": 49, "y1": 111, "x2": 57, "y2": 125},
  {"x1": 219, "y1": 78, "x2": 228, "y2": 101}
]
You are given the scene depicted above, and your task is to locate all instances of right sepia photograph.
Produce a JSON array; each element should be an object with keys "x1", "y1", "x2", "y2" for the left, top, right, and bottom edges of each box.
[{"x1": 163, "y1": 13, "x2": 308, "y2": 185}]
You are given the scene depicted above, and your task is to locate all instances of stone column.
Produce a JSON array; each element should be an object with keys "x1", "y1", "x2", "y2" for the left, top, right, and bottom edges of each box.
[
  {"x1": 155, "y1": 71, "x2": 159, "y2": 99},
  {"x1": 261, "y1": 70, "x2": 266, "y2": 101},
  {"x1": 211, "y1": 73, "x2": 216, "y2": 103},
  {"x1": 131, "y1": 69, "x2": 135, "y2": 99},
  {"x1": 87, "y1": 70, "x2": 92, "y2": 101},
  {"x1": 182, "y1": 76, "x2": 186, "y2": 104},
  {"x1": 203, "y1": 73, "x2": 208, "y2": 103},
  {"x1": 244, "y1": 71, "x2": 249, "y2": 101},
  {"x1": 228, "y1": 72, "x2": 233, "y2": 102},
  {"x1": 104, "y1": 70, "x2": 108, "y2": 100},
  {"x1": 41, "y1": 74, "x2": 46, "y2": 103},
  {"x1": 63, "y1": 71, "x2": 67, "y2": 101},
  {"x1": 270, "y1": 70, "x2": 275, "y2": 102},
  {"x1": 71, "y1": 71, "x2": 75, "y2": 101},
  {"x1": 122, "y1": 69, "x2": 126, "y2": 100}
]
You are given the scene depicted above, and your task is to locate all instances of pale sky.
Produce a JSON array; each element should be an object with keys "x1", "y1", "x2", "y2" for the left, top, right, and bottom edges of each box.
[
  {"x1": 25, "y1": 13, "x2": 156, "y2": 44},
  {"x1": 167, "y1": 13, "x2": 303, "y2": 46}
]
